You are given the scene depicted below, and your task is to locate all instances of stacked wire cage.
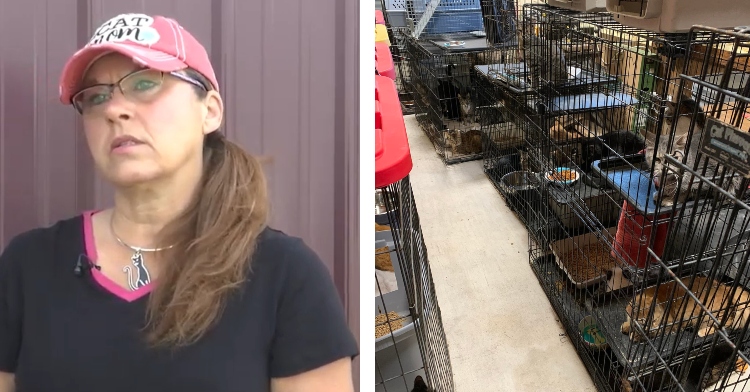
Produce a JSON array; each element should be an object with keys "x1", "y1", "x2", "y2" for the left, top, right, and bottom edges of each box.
[
  {"x1": 476, "y1": 2, "x2": 599, "y2": 245},
  {"x1": 404, "y1": 0, "x2": 501, "y2": 164},
  {"x1": 613, "y1": 26, "x2": 750, "y2": 392},
  {"x1": 519, "y1": 4, "x2": 750, "y2": 391},
  {"x1": 379, "y1": 0, "x2": 418, "y2": 114},
  {"x1": 376, "y1": 73, "x2": 455, "y2": 392}
]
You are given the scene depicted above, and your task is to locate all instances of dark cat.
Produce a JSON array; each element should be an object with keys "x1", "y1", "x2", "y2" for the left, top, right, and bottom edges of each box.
[
  {"x1": 437, "y1": 64, "x2": 461, "y2": 120},
  {"x1": 491, "y1": 153, "x2": 521, "y2": 179},
  {"x1": 644, "y1": 97, "x2": 745, "y2": 207},
  {"x1": 411, "y1": 375, "x2": 435, "y2": 392},
  {"x1": 582, "y1": 130, "x2": 646, "y2": 170},
  {"x1": 477, "y1": 104, "x2": 506, "y2": 127},
  {"x1": 551, "y1": 130, "x2": 645, "y2": 172},
  {"x1": 681, "y1": 341, "x2": 738, "y2": 392}
]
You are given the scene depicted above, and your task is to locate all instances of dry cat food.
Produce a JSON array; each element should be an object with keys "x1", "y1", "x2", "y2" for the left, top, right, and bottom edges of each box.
[
  {"x1": 559, "y1": 242, "x2": 618, "y2": 283},
  {"x1": 376, "y1": 222, "x2": 390, "y2": 232},
  {"x1": 375, "y1": 311, "x2": 404, "y2": 338},
  {"x1": 376, "y1": 246, "x2": 394, "y2": 272},
  {"x1": 548, "y1": 169, "x2": 577, "y2": 182}
]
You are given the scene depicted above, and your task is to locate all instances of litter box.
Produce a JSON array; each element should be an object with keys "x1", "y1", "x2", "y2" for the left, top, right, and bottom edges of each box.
[
  {"x1": 375, "y1": 226, "x2": 426, "y2": 392},
  {"x1": 550, "y1": 227, "x2": 618, "y2": 289},
  {"x1": 375, "y1": 227, "x2": 409, "y2": 316}
]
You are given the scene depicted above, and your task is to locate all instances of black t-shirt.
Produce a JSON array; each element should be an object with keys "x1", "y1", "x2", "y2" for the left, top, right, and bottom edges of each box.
[{"x1": 0, "y1": 213, "x2": 359, "y2": 392}]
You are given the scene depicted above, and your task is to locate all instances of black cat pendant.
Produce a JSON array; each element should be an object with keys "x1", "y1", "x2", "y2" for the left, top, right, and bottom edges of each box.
[{"x1": 123, "y1": 250, "x2": 152, "y2": 291}]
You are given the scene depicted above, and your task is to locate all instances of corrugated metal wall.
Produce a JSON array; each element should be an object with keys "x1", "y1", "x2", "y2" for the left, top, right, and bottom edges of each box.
[{"x1": 0, "y1": 0, "x2": 360, "y2": 385}]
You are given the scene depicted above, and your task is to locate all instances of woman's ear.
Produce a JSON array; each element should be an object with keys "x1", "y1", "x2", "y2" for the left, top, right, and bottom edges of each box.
[{"x1": 202, "y1": 91, "x2": 224, "y2": 134}]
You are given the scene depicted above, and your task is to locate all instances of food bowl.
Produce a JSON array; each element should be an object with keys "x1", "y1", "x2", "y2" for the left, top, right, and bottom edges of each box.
[
  {"x1": 545, "y1": 167, "x2": 581, "y2": 186},
  {"x1": 443, "y1": 40, "x2": 466, "y2": 47},
  {"x1": 500, "y1": 171, "x2": 541, "y2": 194},
  {"x1": 579, "y1": 315, "x2": 607, "y2": 349}
]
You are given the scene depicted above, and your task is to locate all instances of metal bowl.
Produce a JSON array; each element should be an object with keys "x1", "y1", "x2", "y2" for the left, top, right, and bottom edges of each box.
[{"x1": 499, "y1": 171, "x2": 541, "y2": 194}]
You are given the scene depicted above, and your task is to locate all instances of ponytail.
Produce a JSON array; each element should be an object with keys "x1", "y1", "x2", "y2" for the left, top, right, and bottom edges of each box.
[{"x1": 144, "y1": 130, "x2": 270, "y2": 348}]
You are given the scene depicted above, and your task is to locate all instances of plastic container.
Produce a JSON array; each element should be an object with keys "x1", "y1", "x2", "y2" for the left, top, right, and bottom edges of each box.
[
  {"x1": 375, "y1": 229, "x2": 409, "y2": 317},
  {"x1": 605, "y1": 0, "x2": 750, "y2": 33},
  {"x1": 386, "y1": 10, "x2": 408, "y2": 28},
  {"x1": 579, "y1": 315, "x2": 608, "y2": 349},
  {"x1": 376, "y1": 10, "x2": 386, "y2": 25},
  {"x1": 611, "y1": 200, "x2": 670, "y2": 269},
  {"x1": 376, "y1": 42, "x2": 396, "y2": 81},
  {"x1": 376, "y1": 75, "x2": 413, "y2": 189},
  {"x1": 375, "y1": 229, "x2": 424, "y2": 392},
  {"x1": 550, "y1": 228, "x2": 618, "y2": 289},
  {"x1": 546, "y1": 0, "x2": 606, "y2": 12},
  {"x1": 412, "y1": 0, "x2": 482, "y2": 13},
  {"x1": 413, "y1": 9, "x2": 484, "y2": 35},
  {"x1": 376, "y1": 24, "x2": 390, "y2": 45}
]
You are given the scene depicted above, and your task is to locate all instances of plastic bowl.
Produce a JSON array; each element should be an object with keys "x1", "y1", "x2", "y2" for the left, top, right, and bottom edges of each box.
[
  {"x1": 579, "y1": 315, "x2": 607, "y2": 349},
  {"x1": 545, "y1": 167, "x2": 581, "y2": 186}
]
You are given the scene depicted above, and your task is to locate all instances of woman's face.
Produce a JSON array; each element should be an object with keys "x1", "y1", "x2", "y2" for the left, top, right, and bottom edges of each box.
[{"x1": 78, "y1": 52, "x2": 223, "y2": 188}]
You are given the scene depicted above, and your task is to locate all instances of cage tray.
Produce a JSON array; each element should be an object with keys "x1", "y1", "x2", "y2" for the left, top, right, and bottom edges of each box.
[
  {"x1": 591, "y1": 295, "x2": 722, "y2": 377},
  {"x1": 534, "y1": 253, "x2": 726, "y2": 377},
  {"x1": 473, "y1": 63, "x2": 620, "y2": 95},
  {"x1": 420, "y1": 33, "x2": 490, "y2": 53},
  {"x1": 549, "y1": 228, "x2": 619, "y2": 289},
  {"x1": 591, "y1": 155, "x2": 666, "y2": 217},
  {"x1": 532, "y1": 255, "x2": 632, "y2": 390},
  {"x1": 533, "y1": 92, "x2": 639, "y2": 115}
]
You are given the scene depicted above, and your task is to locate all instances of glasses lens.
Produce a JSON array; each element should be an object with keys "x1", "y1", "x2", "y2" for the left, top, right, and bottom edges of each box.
[
  {"x1": 121, "y1": 69, "x2": 164, "y2": 99},
  {"x1": 73, "y1": 86, "x2": 112, "y2": 113}
]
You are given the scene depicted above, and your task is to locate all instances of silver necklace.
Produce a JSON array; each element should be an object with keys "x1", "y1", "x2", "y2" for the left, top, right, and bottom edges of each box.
[{"x1": 110, "y1": 216, "x2": 174, "y2": 291}]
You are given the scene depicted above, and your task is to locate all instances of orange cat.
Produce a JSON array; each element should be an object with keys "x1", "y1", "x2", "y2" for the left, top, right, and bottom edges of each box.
[{"x1": 621, "y1": 276, "x2": 749, "y2": 342}]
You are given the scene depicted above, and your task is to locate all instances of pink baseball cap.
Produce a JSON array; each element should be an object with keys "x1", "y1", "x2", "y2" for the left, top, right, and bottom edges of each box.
[{"x1": 59, "y1": 13, "x2": 219, "y2": 105}]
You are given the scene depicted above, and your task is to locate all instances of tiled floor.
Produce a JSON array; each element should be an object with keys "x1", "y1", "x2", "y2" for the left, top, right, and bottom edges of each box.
[{"x1": 404, "y1": 114, "x2": 596, "y2": 391}]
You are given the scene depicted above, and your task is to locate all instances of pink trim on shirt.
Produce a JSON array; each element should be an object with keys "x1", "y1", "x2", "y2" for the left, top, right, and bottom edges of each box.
[{"x1": 82, "y1": 210, "x2": 154, "y2": 302}]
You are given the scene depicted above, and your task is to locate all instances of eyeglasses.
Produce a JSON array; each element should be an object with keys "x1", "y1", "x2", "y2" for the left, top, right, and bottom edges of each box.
[{"x1": 71, "y1": 68, "x2": 208, "y2": 115}]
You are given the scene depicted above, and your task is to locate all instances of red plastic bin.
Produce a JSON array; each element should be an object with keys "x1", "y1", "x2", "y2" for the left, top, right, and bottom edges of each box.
[
  {"x1": 376, "y1": 42, "x2": 396, "y2": 81},
  {"x1": 375, "y1": 10, "x2": 385, "y2": 25},
  {"x1": 376, "y1": 75, "x2": 412, "y2": 188},
  {"x1": 611, "y1": 200, "x2": 670, "y2": 269}
]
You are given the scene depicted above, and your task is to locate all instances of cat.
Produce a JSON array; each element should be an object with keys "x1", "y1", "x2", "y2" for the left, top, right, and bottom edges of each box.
[
  {"x1": 551, "y1": 130, "x2": 645, "y2": 172},
  {"x1": 518, "y1": 20, "x2": 568, "y2": 91},
  {"x1": 621, "y1": 276, "x2": 750, "y2": 343},
  {"x1": 549, "y1": 111, "x2": 611, "y2": 142},
  {"x1": 457, "y1": 92, "x2": 476, "y2": 125},
  {"x1": 579, "y1": 130, "x2": 645, "y2": 171},
  {"x1": 681, "y1": 340, "x2": 746, "y2": 392},
  {"x1": 411, "y1": 375, "x2": 435, "y2": 392},
  {"x1": 477, "y1": 104, "x2": 506, "y2": 127},
  {"x1": 644, "y1": 97, "x2": 745, "y2": 207},
  {"x1": 490, "y1": 153, "x2": 521, "y2": 179},
  {"x1": 443, "y1": 129, "x2": 483, "y2": 156},
  {"x1": 436, "y1": 64, "x2": 462, "y2": 121}
]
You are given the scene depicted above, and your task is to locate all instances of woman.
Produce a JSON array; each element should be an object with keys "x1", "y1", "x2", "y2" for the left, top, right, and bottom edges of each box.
[{"x1": 0, "y1": 13, "x2": 358, "y2": 392}]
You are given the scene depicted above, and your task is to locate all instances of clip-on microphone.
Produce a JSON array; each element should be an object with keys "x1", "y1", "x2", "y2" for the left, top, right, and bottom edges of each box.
[{"x1": 73, "y1": 254, "x2": 101, "y2": 276}]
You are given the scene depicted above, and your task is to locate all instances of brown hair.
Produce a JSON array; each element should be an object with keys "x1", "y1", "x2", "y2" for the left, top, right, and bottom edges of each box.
[{"x1": 144, "y1": 70, "x2": 270, "y2": 348}]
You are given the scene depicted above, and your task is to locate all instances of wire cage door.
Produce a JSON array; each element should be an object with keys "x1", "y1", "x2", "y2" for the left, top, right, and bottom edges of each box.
[
  {"x1": 377, "y1": 177, "x2": 455, "y2": 392},
  {"x1": 376, "y1": 74, "x2": 455, "y2": 392},
  {"x1": 617, "y1": 25, "x2": 750, "y2": 392}
]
